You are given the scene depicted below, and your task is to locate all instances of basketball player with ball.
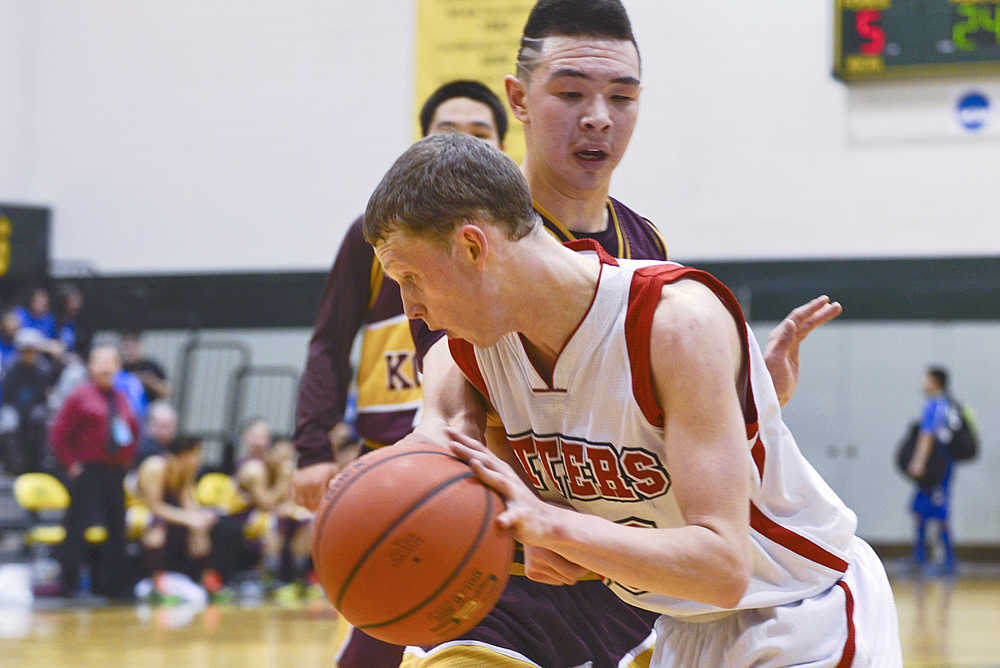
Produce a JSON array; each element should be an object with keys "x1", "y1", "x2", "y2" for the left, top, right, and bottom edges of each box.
[{"x1": 361, "y1": 132, "x2": 902, "y2": 666}]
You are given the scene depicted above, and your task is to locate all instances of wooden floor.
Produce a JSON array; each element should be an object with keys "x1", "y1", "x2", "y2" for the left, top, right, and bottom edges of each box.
[{"x1": 3, "y1": 576, "x2": 999, "y2": 667}]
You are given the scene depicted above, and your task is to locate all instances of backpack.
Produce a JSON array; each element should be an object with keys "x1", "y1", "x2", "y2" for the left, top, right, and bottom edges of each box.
[
  {"x1": 895, "y1": 421, "x2": 950, "y2": 491},
  {"x1": 943, "y1": 400, "x2": 979, "y2": 462}
]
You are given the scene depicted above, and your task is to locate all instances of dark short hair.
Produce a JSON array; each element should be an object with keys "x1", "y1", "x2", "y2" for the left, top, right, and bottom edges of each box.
[
  {"x1": 363, "y1": 133, "x2": 537, "y2": 246},
  {"x1": 167, "y1": 436, "x2": 202, "y2": 455},
  {"x1": 517, "y1": 0, "x2": 640, "y2": 78},
  {"x1": 419, "y1": 80, "x2": 509, "y2": 143},
  {"x1": 927, "y1": 366, "x2": 949, "y2": 391}
]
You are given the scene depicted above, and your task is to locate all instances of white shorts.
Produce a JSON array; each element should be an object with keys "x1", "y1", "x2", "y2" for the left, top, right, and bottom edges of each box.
[{"x1": 651, "y1": 537, "x2": 901, "y2": 667}]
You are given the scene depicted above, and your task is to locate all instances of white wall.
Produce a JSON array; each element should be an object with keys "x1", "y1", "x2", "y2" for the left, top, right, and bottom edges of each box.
[
  {"x1": 1, "y1": 0, "x2": 998, "y2": 272},
  {"x1": 0, "y1": 1, "x2": 32, "y2": 196},
  {"x1": 3, "y1": 0, "x2": 415, "y2": 272}
]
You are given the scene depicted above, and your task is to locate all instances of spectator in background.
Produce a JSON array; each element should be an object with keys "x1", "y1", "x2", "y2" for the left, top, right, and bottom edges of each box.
[
  {"x1": 906, "y1": 366, "x2": 959, "y2": 576},
  {"x1": 46, "y1": 352, "x2": 88, "y2": 415},
  {"x1": 135, "y1": 400, "x2": 178, "y2": 468},
  {"x1": 0, "y1": 328, "x2": 55, "y2": 473},
  {"x1": 54, "y1": 284, "x2": 90, "y2": 356},
  {"x1": 121, "y1": 330, "x2": 171, "y2": 404},
  {"x1": 136, "y1": 436, "x2": 222, "y2": 596},
  {"x1": 0, "y1": 309, "x2": 22, "y2": 374},
  {"x1": 114, "y1": 365, "x2": 146, "y2": 420},
  {"x1": 16, "y1": 286, "x2": 57, "y2": 340},
  {"x1": 50, "y1": 345, "x2": 139, "y2": 599}
]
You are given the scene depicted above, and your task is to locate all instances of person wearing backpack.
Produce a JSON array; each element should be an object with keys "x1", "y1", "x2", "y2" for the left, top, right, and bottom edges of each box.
[{"x1": 905, "y1": 366, "x2": 973, "y2": 576}]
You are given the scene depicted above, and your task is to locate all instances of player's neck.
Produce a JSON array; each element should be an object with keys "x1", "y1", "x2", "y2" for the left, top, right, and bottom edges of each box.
[
  {"x1": 522, "y1": 161, "x2": 610, "y2": 234},
  {"x1": 505, "y1": 234, "x2": 601, "y2": 363}
]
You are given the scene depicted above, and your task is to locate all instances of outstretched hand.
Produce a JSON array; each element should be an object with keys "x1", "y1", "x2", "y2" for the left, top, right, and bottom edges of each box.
[{"x1": 764, "y1": 296, "x2": 842, "y2": 406}]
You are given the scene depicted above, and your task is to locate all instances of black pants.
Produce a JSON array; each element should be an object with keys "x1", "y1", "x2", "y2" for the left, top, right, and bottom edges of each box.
[{"x1": 59, "y1": 462, "x2": 129, "y2": 598}]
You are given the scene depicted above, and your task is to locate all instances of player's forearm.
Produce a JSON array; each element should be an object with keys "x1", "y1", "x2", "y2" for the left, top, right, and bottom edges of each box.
[
  {"x1": 150, "y1": 501, "x2": 204, "y2": 528},
  {"x1": 416, "y1": 338, "x2": 486, "y2": 441},
  {"x1": 538, "y1": 506, "x2": 751, "y2": 609}
]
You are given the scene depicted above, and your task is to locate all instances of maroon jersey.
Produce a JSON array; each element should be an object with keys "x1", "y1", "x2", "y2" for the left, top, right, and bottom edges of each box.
[
  {"x1": 410, "y1": 196, "x2": 668, "y2": 366},
  {"x1": 293, "y1": 217, "x2": 420, "y2": 468}
]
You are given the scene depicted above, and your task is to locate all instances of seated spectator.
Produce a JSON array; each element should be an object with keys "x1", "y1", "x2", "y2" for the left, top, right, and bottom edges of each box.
[
  {"x1": 16, "y1": 286, "x2": 56, "y2": 339},
  {"x1": 235, "y1": 419, "x2": 289, "y2": 512},
  {"x1": 135, "y1": 400, "x2": 178, "y2": 468},
  {"x1": 54, "y1": 284, "x2": 89, "y2": 356},
  {"x1": 121, "y1": 330, "x2": 171, "y2": 403},
  {"x1": 46, "y1": 351, "x2": 88, "y2": 415},
  {"x1": 114, "y1": 366, "x2": 147, "y2": 420},
  {"x1": 0, "y1": 309, "x2": 21, "y2": 374},
  {"x1": 136, "y1": 437, "x2": 219, "y2": 592},
  {"x1": 0, "y1": 328, "x2": 55, "y2": 473},
  {"x1": 267, "y1": 440, "x2": 315, "y2": 594},
  {"x1": 140, "y1": 434, "x2": 265, "y2": 599},
  {"x1": 234, "y1": 422, "x2": 309, "y2": 587}
]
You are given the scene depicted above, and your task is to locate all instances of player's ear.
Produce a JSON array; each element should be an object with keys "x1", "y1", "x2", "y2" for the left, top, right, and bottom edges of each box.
[
  {"x1": 505, "y1": 75, "x2": 529, "y2": 123},
  {"x1": 454, "y1": 223, "x2": 489, "y2": 267}
]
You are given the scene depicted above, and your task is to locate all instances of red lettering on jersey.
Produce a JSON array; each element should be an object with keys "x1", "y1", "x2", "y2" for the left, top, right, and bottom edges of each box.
[
  {"x1": 561, "y1": 441, "x2": 598, "y2": 499},
  {"x1": 622, "y1": 449, "x2": 670, "y2": 498},
  {"x1": 508, "y1": 435, "x2": 545, "y2": 490},
  {"x1": 534, "y1": 436, "x2": 563, "y2": 491},
  {"x1": 586, "y1": 446, "x2": 639, "y2": 500}
]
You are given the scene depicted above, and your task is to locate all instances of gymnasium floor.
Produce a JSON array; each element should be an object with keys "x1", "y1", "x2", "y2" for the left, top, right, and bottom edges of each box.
[{"x1": 2, "y1": 573, "x2": 999, "y2": 667}]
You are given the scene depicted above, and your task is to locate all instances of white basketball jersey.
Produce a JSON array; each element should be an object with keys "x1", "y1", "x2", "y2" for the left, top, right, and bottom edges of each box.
[{"x1": 449, "y1": 241, "x2": 857, "y2": 618}]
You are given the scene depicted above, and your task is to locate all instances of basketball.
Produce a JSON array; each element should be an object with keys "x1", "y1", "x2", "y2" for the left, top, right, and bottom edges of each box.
[{"x1": 311, "y1": 440, "x2": 514, "y2": 646}]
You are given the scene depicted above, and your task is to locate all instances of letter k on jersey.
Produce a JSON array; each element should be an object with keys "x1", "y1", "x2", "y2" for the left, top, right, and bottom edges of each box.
[{"x1": 507, "y1": 432, "x2": 670, "y2": 503}]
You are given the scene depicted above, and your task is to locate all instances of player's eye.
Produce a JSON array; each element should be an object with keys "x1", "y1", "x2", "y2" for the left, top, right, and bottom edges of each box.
[{"x1": 558, "y1": 91, "x2": 583, "y2": 99}]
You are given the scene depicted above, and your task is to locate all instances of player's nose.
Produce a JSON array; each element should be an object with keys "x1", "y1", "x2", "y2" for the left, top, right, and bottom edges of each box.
[
  {"x1": 401, "y1": 295, "x2": 426, "y2": 321},
  {"x1": 580, "y1": 96, "x2": 612, "y2": 131}
]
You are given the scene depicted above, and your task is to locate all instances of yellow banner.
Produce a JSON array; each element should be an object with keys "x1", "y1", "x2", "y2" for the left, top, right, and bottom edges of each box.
[{"x1": 415, "y1": 0, "x2": 535, "y2": 164}]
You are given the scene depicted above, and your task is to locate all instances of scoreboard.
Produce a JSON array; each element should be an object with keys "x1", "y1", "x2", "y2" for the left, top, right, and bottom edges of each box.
[
  {"x1": 835, "y1": 0, "x2": 1000, "y2": 81},
  {"x1": 0, "y1": 204, "x2": 50, "y2": 283}
]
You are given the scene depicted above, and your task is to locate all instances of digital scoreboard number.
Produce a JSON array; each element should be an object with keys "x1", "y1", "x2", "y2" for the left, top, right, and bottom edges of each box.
[{"x1": 835, "y1": 0, "x2": 1000, "y2": 81}]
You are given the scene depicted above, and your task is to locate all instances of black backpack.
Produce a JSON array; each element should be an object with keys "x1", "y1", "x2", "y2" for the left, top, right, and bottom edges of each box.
[
  {"x1": 896, "y1": 421, "x2": 950, "y2": 491},
  {"x1": 943, "y1": 400, "x2": 979, "y2": 462}
]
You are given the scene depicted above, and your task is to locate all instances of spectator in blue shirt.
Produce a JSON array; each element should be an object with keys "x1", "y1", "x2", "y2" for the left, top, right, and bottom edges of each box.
[
  {"x1": 907, "y1": 366, "x2": 958, "y2": 575},
  {"x1": 115, "y1": 368, "x2": 147, "y2": 420},
  {"x1": 55, "y1": 284, "x2": 89, "y2": 355},
  {"x1": 0, "y1": 309, "x2": 22, "y2": 375},
  {"x1": 15, "y1": 286, "x2": 56, "y2": 339}
]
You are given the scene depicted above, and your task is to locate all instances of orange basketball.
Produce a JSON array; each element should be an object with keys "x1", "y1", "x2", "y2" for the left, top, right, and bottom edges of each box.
[{"x1": 311, "y1": 440, "x2": 514, "y2": 646}]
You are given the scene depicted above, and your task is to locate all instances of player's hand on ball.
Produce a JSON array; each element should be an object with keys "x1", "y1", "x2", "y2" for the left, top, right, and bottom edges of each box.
[
  {"x1": 764, "y1": 295, "x2": 842, "y2": 406},
  {"x1": 292, "y1": 461, "x2": 341, "y2": 511},
  {"x1": 449, "y1": 438, "x2": 558, "y2": 548}
]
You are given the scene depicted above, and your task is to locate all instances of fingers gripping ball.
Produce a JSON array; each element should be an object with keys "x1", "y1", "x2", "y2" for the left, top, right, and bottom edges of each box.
[{"x1": 312, "y1": 441, "x2": 514, "y2": 645}]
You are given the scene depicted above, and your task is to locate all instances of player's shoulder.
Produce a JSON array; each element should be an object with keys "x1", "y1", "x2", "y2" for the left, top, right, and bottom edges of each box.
[
  {"x1": 238, "y1": 457, "x2": 267, "y2": 480},
  {"x1": 139, "y1": 454, "x2": 167, "y2": 477},
  {"x1": 650, "y1": 278, "x2": 741, "y2": 358},
  {"x1": 609, "y1": 196, "x2": 650, "y2": 224},
  {"x1": 609, "y1": 197, "x2": 668, "y2": 260}
]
